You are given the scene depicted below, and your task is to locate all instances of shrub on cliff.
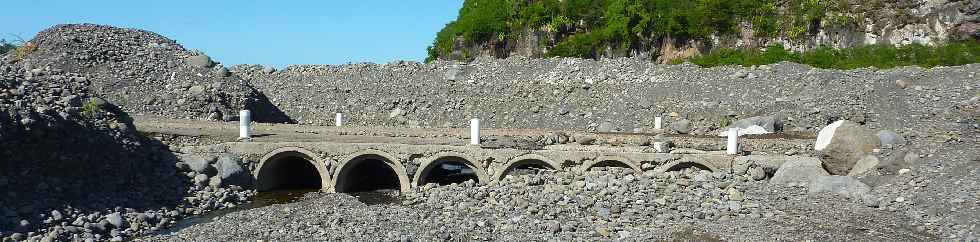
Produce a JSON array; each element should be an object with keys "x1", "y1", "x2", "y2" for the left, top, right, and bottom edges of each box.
[
  {"x1": 689, "y1": 40, "x2": 980, "y2": 69},
  {"x1": 426, "y1": 0, "x2": 853, "y2": 61}
]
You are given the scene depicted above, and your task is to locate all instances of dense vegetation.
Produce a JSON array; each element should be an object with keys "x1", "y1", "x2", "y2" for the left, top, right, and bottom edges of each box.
[
  {"x1": 687, "y1": 40, "x2": 980, "y2": 69},
  {"x1": 427, "y1": 0, "x2": 856, "y2": 61}
]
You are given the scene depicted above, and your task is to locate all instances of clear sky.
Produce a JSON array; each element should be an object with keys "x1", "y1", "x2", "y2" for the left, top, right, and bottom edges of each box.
[{"x1": 0, "y1": 0, "x2": 463, "y2": 68}]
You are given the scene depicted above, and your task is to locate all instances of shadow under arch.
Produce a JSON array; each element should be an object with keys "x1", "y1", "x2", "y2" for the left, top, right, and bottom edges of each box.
[
  {"x1": 332, "y1": 150, "x2": 411, "y2": 193},
  {"x1": 254, "y1": 147, "x2": 330, "y2": 191},
  {"x1": 579, "y1": 155, "x2": 642, "y2": 173},
  {"x1": 494, "y1": 154, "x2": 561, "y2": 180},
  {"x1": 413, "y1": 152, "x2": 489, "y2": 186}
]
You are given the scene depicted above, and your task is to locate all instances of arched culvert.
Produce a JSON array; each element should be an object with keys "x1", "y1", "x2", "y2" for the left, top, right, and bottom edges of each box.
[
  {"x1": 414, "y1": 153, "x2": 489, "y2": 187},
  {"x1": 334, "y1": 152, "x2": 411, "y2": 193},
  {"x1": 255, "y1": 148, "x2": 329, "y2": 192},
  {"x1": 664, "y1": 162, "x2": 713, "y2": 172},
  {"x1": 581, "y1": 156, "x2": 642, "y2": 173},
  {"x1": 495, "y1": 154, "x2": 560, "y2": 180}
]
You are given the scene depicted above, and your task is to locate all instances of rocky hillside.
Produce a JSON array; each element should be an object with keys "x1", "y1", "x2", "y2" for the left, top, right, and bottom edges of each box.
[
  {"x1": 6, "y1": 24, "x2": 290, "y2": 123},
  {"x1": 232, "y1": 57, "x2": 979, "y2": 141},
  {"x1": 0, "y1": 47, "x2": 254, "y2": 241},
  {"x1": 428, "y1": 0, "x2": 980, "y2": 62}
]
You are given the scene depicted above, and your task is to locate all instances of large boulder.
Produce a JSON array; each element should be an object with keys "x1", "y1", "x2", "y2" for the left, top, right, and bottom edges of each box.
[
  {"x1": 848, "y1": 155, "x2": 880, "y2": 176},
  {"x1": 180, "y1": 154, "x2": 215, "y2": 175},
  {"x1": 215, "y1": 154, "x2": 251, "y2": 187},
  {"x1": 185, "y1": 55, "x2": 213, "y2": 68},
  {"x1": 877, "y1": 130, "x2": 905, "y2": 146},
  {"x1": 814, "y1": 120, "x2": 881, "y2": 175},
  {"x1": 769, "y1": 157, "x2": 830, "y2": 186},
  {"x1": 670, "y1": 119, "x2": 691, "y2": 134},
  {"x1": 807, "y1": 175, "x2": 871, "y2": 200}
]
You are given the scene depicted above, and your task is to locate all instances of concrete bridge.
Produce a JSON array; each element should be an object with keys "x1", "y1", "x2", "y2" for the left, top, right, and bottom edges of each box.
[{"x1": 138, "y1": 116, "x2": 811, "y2": 194}]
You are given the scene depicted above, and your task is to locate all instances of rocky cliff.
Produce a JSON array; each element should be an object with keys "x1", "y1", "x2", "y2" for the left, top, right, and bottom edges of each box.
[{"x1": 430, "y1": 0, "x2": 980, "y2": 63}]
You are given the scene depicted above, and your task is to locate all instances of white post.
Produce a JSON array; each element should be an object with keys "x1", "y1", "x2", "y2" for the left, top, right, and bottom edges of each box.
[
  {"x1": 470, "y1": 118, "x2": 480, "y2": 145},
  {"x1": 239, "y1": 110, "x2": 251, "y2": 139},
  {"x1": 654, "y1": 116, "x2": 663, "y2": 130},
  {"x1": 335, "y1": 113, "x2": 343, "y2": 126},
  {"x1": 726, "y1": 128, "x2": 739, "y2": 155}
]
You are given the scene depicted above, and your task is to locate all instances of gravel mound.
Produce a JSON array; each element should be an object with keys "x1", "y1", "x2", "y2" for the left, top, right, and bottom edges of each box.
[
  {"x1": 149, "y1": 168, "x2": 935, "y2": 241},
  {"x1": 10, "y1": 24, "x2": 289, "y2": 122},
  {"x1": 0, "y1": 62, "x2": 253, "y2": 241},
  {"x1": 232, "y1": 57, "x2": 978, "y2": 137}
]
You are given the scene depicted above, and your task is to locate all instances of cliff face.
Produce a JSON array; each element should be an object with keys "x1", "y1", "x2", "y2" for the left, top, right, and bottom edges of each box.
[{"x1": 430, "y1": 0, "x2": 980, "y2": 63}]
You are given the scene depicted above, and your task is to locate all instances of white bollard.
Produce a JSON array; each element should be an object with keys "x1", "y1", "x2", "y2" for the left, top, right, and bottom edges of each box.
[
  {"x1": 239, "y1": 110, "x2": 251, "y2": 139},
  {"x1": 470, "y1": 118, "x2": 480, "y2": 145},
  {"x1": 654, "y1": 116, "x2": 663, "y2": 130},
  {"x1": 335, "y1": 113, "x2": 343, "y2": 126},
  {"x1": 726, "y1": 128, "x2": 739, "y2": 155}
]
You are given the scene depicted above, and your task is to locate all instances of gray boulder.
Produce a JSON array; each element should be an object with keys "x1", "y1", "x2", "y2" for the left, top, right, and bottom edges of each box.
[
  {"x1": 770, "y1": 157, "x2": 829, "y2": 186},
  {"x1": 105, "y1": 213, "x2": 124, "y2": 228},
  {"x1": 185, "y1": 55, "x2": 213, "y2": 68},
  {"x1": 671, "y1": 119, "x2": 691, "y2": 134},
  {"x1": 814, "y1": 120, "x2": 881, "y2": 175},
  {"x1": 262, "y1": 66, "x2": 276, "y2": 74},
  {"x1": 807, "y1": 175, "x2": 871, "y2": 200},
  {"x1": 216, "y1": 154, "x2": 250, "y2": 186},
  {"x1": 877, "y1": 130, "x2": 905, "y2": 146},
  {"x1": 215, "y1": 67, "x2": 230, "y2": 77},
  {"x1": 193, "y1": 174, "x2": 209, "y2": 186},
  {"x1": 180, "y1": 154, "x2": 214, "y2": 174},
  {"x1": 848, "y1": 155, "x2": 880, "y2": 176}
]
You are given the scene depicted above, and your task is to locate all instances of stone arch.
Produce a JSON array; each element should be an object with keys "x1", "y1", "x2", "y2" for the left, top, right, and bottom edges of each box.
[
  {"x1": 332, "y1": 150, "x2": 411, "y2": 193},
  {"x1": 413, "y1": 152, "x2": 489, "y2": 186},
  {"x1": 254, "y1": 147, "x2": 330, "y2": 191},
  {"x1": 579, "y1": 155, "x2": 642, "y2": 173},
  {"x1": 494, "y1": 154, "x2": 562, "y2": 180},
  {"x1": 653, "y1": 160, "x2": 717, "y2": 173}
]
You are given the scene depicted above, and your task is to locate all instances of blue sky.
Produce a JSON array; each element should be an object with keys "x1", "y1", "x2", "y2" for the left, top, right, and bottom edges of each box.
[{"x1": 1, "y1": 1, "x2": 463, "y2": 68}]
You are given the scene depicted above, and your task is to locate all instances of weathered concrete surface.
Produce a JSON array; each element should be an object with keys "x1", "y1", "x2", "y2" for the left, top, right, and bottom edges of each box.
[{"x1": 139, "y1": 115, "x2": 819, "y2": 193}]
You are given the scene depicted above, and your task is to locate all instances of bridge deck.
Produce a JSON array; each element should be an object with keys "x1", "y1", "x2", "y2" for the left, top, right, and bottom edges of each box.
[{"x1": 134, "y1": 115, "x2": 819, "y2": 192}]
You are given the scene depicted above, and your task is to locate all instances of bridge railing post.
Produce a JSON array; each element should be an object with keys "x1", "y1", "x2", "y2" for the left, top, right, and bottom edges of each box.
[
  {"x1": 470, "y1": 118, "x2": 480, "y2": 145},
  {"x1": 239, "y1": 110, "x2": 251, "y2": 140},
  {"x1": 726, "y1": 127, "x2": 739, "y2": 155}
]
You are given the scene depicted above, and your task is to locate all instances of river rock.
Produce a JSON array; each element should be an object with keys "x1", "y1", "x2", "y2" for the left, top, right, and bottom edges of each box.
[
  {"x1": 814, "y1": 120, "x2": 880, "y2": 175},
  {"x1": 877, "y1": 130, "x2": 905, "y2": 146},
  {"x1": 671, "y1": 119, "x2": 691, "y2": 134},
  {"x1": 181, "y1": 154, "x2": 214, "y2": 175},
  {"x1": 770, "y1": 157, "x2": 829, "y2": 186},
  {"x1": 216, "y1": 154, "x2": 249, "y2": 186},
  {"x1": 848, "y1": 155, "x2": 880, "y2": 176},
  {"x1": 807, "y1": 175, "x2": 871, "y2": 199},
  {"x1": 105, "y1": 213, "x2": 124, "y2": 228},
  {"x1": 185, "y1": 55, "x2": 213, "y2": 68}
]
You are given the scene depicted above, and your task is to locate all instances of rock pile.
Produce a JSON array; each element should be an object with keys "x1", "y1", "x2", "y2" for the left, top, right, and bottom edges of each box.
[
  {"x1": 9, "y1": 24, "x2": 290, "y2": 122},
  {"x1": 232, "y1": 58, "x2": 979, "y2": 138},
  {"x1": 149, "y1": 167, "x2": 934, "y2": 241},
  {"x1": 0, "y1": 61, "x2": 253, "y2": 241}
]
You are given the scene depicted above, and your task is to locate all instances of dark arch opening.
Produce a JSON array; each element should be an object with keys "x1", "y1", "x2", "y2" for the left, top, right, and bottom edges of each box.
[
  {"x1": 418, "y1": 157, "x2": 479, "y2": 186},
  {"x1": 256, "y1": 154, "x2": 323, "y2": 191},
  {"x1": 588, "y1": 160, "x2": 633, "y2": 171},
  {"x1": 335, "y1": 155, "x2": 401, "y2": 193},
  {"x1": 666, "y1": 162, "x2": 713, "y2": 172},
  {"x1": 501, "y1": 159, "x2": 554, "y2": 178}
]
